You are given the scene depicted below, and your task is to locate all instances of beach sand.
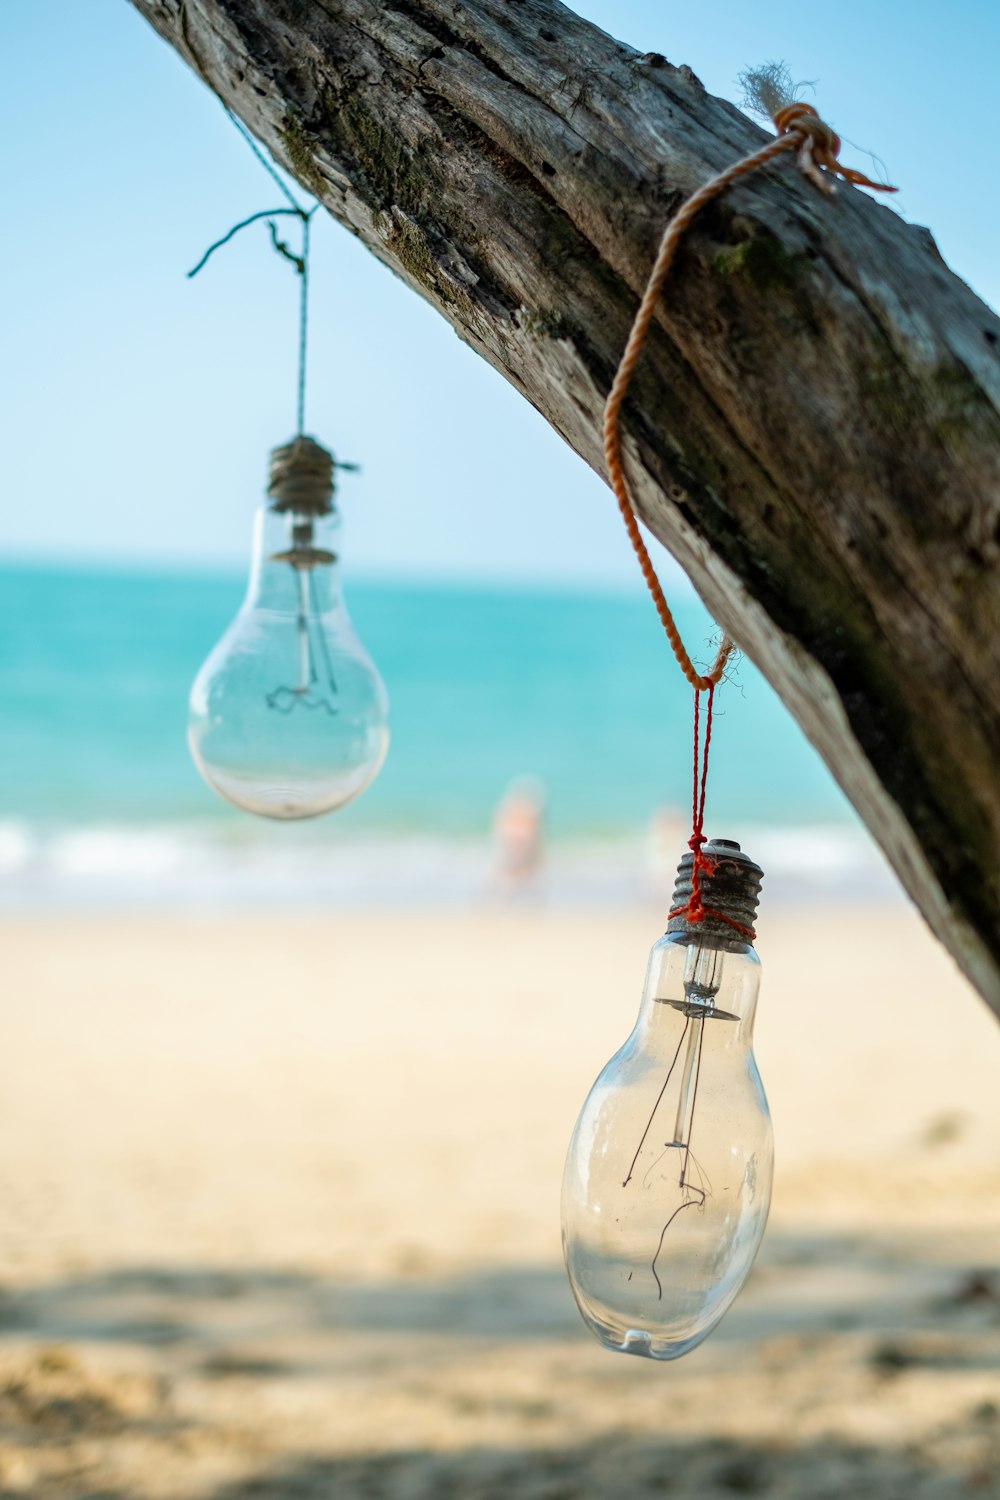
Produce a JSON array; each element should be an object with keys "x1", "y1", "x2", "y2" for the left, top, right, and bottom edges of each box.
[{"x1": 1, "y1": 902, "x2": 998, "y2": 1498}]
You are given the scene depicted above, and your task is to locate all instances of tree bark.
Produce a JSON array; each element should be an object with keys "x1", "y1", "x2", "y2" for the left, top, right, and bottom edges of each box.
[{"x1": 130, "y1": 0, "x2": 1000, "y2": 1014}]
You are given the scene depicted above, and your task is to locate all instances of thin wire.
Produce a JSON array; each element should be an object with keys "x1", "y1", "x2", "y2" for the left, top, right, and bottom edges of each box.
[
  {"x1": 186, "y1": 207, "x2": 301, "y2": 278},
  {"x1": 188, "y1": 107, "x2": 320, "y2": 439},
  {"x1": 622, "y1": 1016, "x2": 690, "y2": 1189},
  {"x1": 297, "y1": 211, "x2": 311, "y2": 436},
  {"x1": 224, "y1": 105, "x2": 317, "y2": 437},
  {"x1": 226, "y1": 108, "x2": 306, "y2": 214},
  {"x1": 650, "y1": 1196, "x2": 700, "y2": 1302}
]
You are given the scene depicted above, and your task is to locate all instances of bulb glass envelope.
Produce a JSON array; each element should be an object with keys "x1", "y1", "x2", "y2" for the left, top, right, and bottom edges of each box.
[
  {"x1": 562, "y1": 925, "x2": 772, "y2": 1360},
  {"x1": 188, "y1": 502, "x2": 389, "y2": 819}
]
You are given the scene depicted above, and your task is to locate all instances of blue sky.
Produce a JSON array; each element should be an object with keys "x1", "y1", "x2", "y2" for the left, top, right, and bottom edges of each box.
[{"x1": 2, "y1": 0, "x2": 996, "y2": 585}]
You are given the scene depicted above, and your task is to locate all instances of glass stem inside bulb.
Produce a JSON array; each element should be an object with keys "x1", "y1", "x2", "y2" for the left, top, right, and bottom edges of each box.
[
  {"x1": 670, "y1": 946, "x2": 724, "y2": 1166},
  {"x1": 671, "y1": 1014, "x2": 705, "y2": 1154},
  {"x1": 684, "y1": 943, "x2": 723, "y2": 1005},
  {"x1": 309, "y1": 568, "x2": 338, "y2": 697},
  {"x1": 295, "y1": 567, "x2": 312, "y2": 695},
  {"x1": 261, "y1": 512, "x2": 342, "y2": 716},
  {"x1": 624, "y1": 947, "x2": 728, "y2": 1192}
]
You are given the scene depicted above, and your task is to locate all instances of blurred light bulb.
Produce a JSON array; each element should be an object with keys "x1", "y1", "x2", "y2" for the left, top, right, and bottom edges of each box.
[
  {"x1": 562, "y1": 839, "x2": 770, "y2": 1360},
  {"x1": 189, "y1": 437, "x2": 389, "y2": 819}
]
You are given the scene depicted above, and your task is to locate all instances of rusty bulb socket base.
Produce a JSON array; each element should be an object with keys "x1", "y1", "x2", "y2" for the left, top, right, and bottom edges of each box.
[
  {"x1": 267, "y1": 436, "x2": 336, "y2": 516},
  {"x1": 667, "y1": 838, "x2": 763, "y2": 952}
]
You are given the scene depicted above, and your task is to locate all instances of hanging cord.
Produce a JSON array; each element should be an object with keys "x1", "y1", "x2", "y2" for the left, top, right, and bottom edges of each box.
[
  {"x1": 187, "y1": 108, "x2": 319, "y2": 436},
  {"x1": 606, "y1": 63, "x2": 896, "y2": 920},
  {"x1": 682, "y1": 683, "x2": 715, "y2": 923},
  {"x1": 297, "y1": 211, "x2": 311, "y2": 438},
  {"x1": 665, "y1": 682, "x2": 757, "y2": 940},
  {"x1": 603, "y1": 74, "x2": 895, "y2": 691}
]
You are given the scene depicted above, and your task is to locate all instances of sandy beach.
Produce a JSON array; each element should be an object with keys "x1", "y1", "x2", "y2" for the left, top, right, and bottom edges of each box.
[{"x1": 1, "y1": 901, "x2": 999, "y2": 1498}]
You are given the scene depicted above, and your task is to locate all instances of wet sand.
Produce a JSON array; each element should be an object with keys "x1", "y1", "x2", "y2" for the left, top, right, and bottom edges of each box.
[{"x1": 0, "y1": 905, "x2": 998, "y2": 1498}]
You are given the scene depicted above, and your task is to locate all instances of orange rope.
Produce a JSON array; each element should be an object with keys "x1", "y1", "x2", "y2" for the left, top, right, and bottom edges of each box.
[{"x1": 603, "y1": 101, "x2": 896, "y2": 692}]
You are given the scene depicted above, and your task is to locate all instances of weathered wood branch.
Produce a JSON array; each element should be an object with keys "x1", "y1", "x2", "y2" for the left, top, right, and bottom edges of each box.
[{"x1": 130, "y1": 0, "x2": 1000, "y2": 1014}]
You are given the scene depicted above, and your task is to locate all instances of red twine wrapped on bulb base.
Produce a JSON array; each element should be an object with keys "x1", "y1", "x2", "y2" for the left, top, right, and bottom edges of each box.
[{"x1": 666, "y1": 683, "x2": 756, "y2": 941}]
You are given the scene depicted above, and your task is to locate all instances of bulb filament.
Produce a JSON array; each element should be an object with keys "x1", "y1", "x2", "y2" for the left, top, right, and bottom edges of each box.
[
  {"x1": 624, "y1": 947, "x2": 738, "y2": 1300},
  {"x1": 265, "y1": 531, "x2": 339, "y2": 716}
]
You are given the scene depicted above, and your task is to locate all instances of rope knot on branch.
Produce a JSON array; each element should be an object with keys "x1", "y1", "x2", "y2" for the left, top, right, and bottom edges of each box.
[
  {"x1": 772, "y1": 100, "x2": 895, "y2": 195},
  {"x1": 602, "y1": 64, "x2": 897, "y2": 697}
]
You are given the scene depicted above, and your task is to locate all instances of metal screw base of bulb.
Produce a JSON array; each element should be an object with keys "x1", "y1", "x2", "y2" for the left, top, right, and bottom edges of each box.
[
  {"x1": 268, "y1": 436, "x2": 336, "y2": 515},
  {"x1": 666, "y1": 837, "x2": 763, "y2": 952}
]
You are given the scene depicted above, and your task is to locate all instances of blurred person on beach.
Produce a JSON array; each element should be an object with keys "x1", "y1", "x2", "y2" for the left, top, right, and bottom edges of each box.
[
  {"x1": 491, "y1": 774, "x2": 546, "y2": 896},
  {"x1": 646, "y1": 805, "x2": 686, "y2": 902}
]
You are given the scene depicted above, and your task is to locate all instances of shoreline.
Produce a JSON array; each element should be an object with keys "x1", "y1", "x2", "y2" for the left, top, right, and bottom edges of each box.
[{"x1": 0, "y1": 820, "x2": 900, "y2": 913}]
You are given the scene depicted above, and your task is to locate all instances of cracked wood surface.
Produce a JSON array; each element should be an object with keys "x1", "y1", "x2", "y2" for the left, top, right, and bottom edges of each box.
[{"x1": 129, "y1": 0, "x2": 1000, "y2": 1015}]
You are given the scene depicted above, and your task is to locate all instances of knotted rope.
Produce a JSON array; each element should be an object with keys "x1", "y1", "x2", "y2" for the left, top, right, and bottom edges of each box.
[
  {"x1": 604, "y1": 66, "x2": 896, "y2": 922},
  {"x1": 604, "y1": 83, "x2": 895, "y2": 692}
]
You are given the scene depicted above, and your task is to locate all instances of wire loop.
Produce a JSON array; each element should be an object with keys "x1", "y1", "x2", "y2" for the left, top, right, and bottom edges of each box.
[{"x1": 187, "y1": 109, "x2": 319, "y2": 436}]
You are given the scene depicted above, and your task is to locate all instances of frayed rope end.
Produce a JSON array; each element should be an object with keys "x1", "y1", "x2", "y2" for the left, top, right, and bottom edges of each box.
[
  {"x1": 738, "y1": 62, "x2": 813, "y2": 122},
  {"x1": 739, "y1": 61, "x2": 897, "y2": 195}
]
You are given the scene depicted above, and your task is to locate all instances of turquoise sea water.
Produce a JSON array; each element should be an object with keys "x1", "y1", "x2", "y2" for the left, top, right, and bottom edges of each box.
[{"x1": 0, "y1": 563, "x2": 885, "y2": 907}]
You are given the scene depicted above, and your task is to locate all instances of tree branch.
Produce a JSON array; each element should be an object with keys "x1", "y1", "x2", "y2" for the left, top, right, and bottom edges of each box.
[{"x1": 130, "y1": 0, "x2": 1000, "y2": 1014}]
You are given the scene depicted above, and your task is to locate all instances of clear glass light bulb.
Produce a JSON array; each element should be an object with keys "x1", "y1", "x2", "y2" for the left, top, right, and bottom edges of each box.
[
  {"x1": 188, "y1": 440, "x2": 389, "y2": 820},
  {"x1": 562, "y1": 840, "x2": 771, "y2": 1360}
]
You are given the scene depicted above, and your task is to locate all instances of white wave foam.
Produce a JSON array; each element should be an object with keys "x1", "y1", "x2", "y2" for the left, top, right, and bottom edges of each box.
[
  {"x1": 52, "y1": 828, "x2": 188, "y2": 879},
  {"x1": 0, "y1": 818, "x2": 899, "y2": 912},
  {"x1": 0, "y1": 821, "x2": 35, "y2": 876}
]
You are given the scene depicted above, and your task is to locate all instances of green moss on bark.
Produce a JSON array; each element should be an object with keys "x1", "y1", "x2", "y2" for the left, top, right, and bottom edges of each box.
[
  {"x1": 279, "y1": 115, "x2": 327, "y2": 199},
  {"x1": 712, "y1": 236, "x2": 809, "y2": 294}
]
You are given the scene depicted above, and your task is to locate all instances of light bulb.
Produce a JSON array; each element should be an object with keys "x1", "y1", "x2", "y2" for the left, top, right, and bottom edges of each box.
[
  {"x1": 562, "y1": 839, "x2": 770, "y2": 1360},
  {"x1": 189, "y1": 437, "x2": 389, "y2": 819}
]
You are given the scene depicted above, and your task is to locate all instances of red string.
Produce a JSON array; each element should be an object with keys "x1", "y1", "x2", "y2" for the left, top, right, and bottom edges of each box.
[
  {"x1": 668, "y1": 683, "x2": 755, "y2": 940},
  {"x1": 687, "y1": 681, "x2": 713, "y2": 922}
]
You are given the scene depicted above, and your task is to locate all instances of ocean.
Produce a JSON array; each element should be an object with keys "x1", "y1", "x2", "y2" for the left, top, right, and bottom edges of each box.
[{"x1": 0, "y1": 562, "x2": 892, "y2": 908}]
